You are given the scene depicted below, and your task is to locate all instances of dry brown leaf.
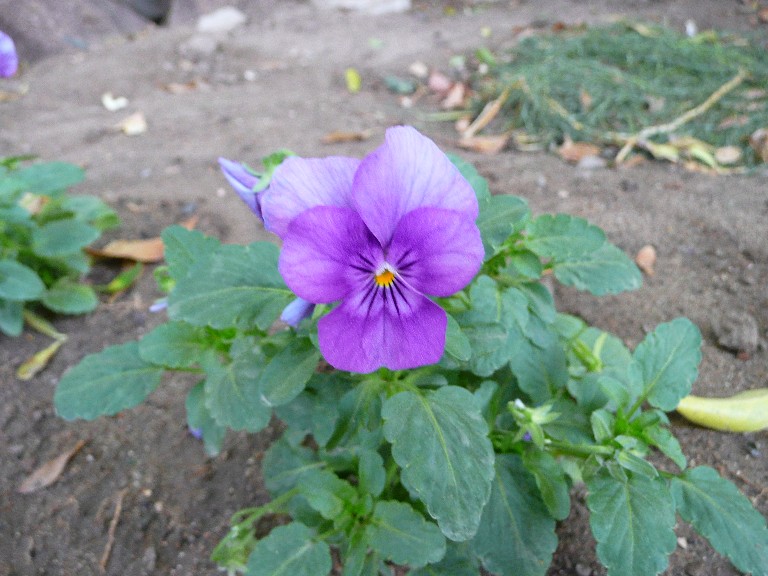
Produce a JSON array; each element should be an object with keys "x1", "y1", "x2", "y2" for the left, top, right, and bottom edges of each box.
[
  {"x1": 557, "y1": 138, "x2": 602, "y2": 163},
  {"x1": 635, "y1": 245, "x2": 657, "y2": 276},
  {"x1": 440, "y1": 82, "x2": 467, "y2": 110},
  {"x1": 759, "y1": 7, "x2": 768, "y2": 23},
  {"x1": 714, "y1": 145, "x2": 742, "y2": 165},
  {"x1": 117, "y1": 112, "x2": 147, "y2": 136},
  {"x1": 18, "y1": 440, "x2": 87, "y2": 494},
  {"x1": 458, "y1": 134, "x2": 509, "y2": 155},
  {"x1": 88, "y1": 216, "x2": 198, "y2": 262},
  {"x1": 321, "y1": 130, "x2": 372, "y2": 144},
  {"x1": 749, "y1": 128, "x2": 768, "y2": 162}
]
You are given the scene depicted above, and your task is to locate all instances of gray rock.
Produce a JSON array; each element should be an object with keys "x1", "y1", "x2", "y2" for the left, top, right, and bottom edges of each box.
[{"x1": 712, "y1": 310, "x2": 759, "y2": 354}]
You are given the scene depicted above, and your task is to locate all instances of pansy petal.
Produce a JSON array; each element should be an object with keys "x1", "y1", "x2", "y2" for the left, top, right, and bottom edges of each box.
[
  {"x1": 218, "y1": 158, "x2": 261, "y2": 218},
  {"x1": 319, "y1": 282, "x2": 447, "y2": 373},
  {"x1": 261, "y1": 156, "x2": 360, "y2": 238},
  {"x1": 280, "y1": 297, "x2": 315, "y2": 327},
  {"x1": 280, "y1": 206, "x2": 382, "y2": 304},
  {"x1": 352, "y1": 126, "x2": 479, "y2": 247},
  {"x1": 388, "y1": 206, "x2": 483, "y2": 297},
  {"x1": 0, "y1": 31, "x2": 18, "y2": 78}
]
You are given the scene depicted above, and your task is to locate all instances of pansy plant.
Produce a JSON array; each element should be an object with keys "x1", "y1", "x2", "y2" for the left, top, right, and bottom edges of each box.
[{"x1": 55, "y1": 127, "x2": 768, "y2": 576}]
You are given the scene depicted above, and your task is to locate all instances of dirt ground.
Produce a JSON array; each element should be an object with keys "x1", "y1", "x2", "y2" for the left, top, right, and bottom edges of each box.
[{"x1": 1, "y1": 1, "x2": 767, "y2": 574}]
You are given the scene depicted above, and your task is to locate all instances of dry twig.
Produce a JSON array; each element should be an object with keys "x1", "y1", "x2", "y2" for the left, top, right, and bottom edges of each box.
[{"x1": 99, "y1": 488, "x2": 129, "y2": 573}]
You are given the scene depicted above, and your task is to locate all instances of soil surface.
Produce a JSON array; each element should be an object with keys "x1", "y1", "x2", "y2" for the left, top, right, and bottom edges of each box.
[{"x1": 1, "y1": 1, "x2": 767, "y2": 575}]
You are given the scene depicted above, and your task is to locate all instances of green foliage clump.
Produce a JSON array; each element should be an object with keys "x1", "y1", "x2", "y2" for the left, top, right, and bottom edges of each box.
[{"x1": 0, "y1": 156, "x2": 118, "y2": 336}]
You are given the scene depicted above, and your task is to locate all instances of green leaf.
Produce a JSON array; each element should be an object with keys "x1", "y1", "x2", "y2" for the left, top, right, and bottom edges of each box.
[
  {"x1": 358, "y1": 449, "x2": 386, "y2": 497},
  {"x1": 587, "y1": 470, "x2": 677, "y2": 576},
  {"x1": 202, "y1": 347, "x2": 272, "y2": 432},
  {"x1": 161, "y1": 226, "x2": 220, "y2": 281},
  {"x1": 32, "y1": 219, "x2": 100, "y2": 257},
  {"x1": 60, "y1": 195, "x2": 119, "y2": 230},
  {"x1": 525, "y1": 214, "x2": 605, "y2": 259},
  {"x1": 138, "y1": 321, "x2": 210, "y2": 368},
  {"x1": 169, "y1": 242, "x2": 293, "y2": 330},
  {"x1": 472, "y1": 454, "x2": 557, "y2": 576},
  {"x1": 382, "y1": 386, "x2": 495, "y2": 541},
  {"x1": 259, "y1": 338, "x2": 320, "y2": 407},
  {"x1": 444, "y1": 313, "x2": 471, "y2": 362},
  {"x1": 633, "y1": 318, "x2": 702, "y2": 411},
  {"x1": 643, "y1": 424, "x2": 686, "y2": 469},
  {"x1": 186, "y1": 381, "x2": 226, "y2": 456},
  {"x1": 245, "y1": 522, "x2": 331, "y2": 576},
  {"x1": 671, "y1": 466, "x2": 768, "y2": 576},
  {"x1": 297, "y1": 469, "x2": 357, "y2": 520},
  {"x1": 262, "y1": 437, "x2": 323, "y2": 495},
  {"x1": 366, "y1": 501, "x2": 447, "y2": 568},
  {"x1": 54, "y1": 342, "x2": 164, "y2": 420},
  {"x1": 505, "y1": 250, "x2": 543, "y2": 280},
  {"x1": 0, "y1": 299, "x2": 24, "y2": 336},
  {"x1": 15, "y1": 161, "x2": 85, "y2": 195},
  {"x1": 509, "y1": 336, "x2": 568, "y2": 404},
  {"x1": 408, "y1": 542, "x2": 479, "y2": 576},
  {"x1": 0, "y1": 259, "x2": 45, "y2": 301},
  {"x1": 477, "y1": 195, "x2": 530, "y2": 258},
  {"x1": 551, "y1": 243, "x2": 642, "y2": 295},
  {"x1": 448, "y1": 153, "x2": 490, "y2": 202},
  {"x1": 41, "y1": 279, "x2": 98, "y2": 314},
  {"x1": 522, "y1": 450, "x2": 571, "y2": 520}
]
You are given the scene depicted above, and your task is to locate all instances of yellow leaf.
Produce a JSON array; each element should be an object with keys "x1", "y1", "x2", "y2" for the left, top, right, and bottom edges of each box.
[
  {"x1": 18, "y1": 440, "x2": 87, "y2": 494},
  {"x1": 345, "y1": 68, "x2": 362, "y2": 94},
  {"x1": 16, "y1": 339, "x2": 66, "y2": 381},
  {"x1": 676, "y1": 389, "x2": 768, "y2": 433}
]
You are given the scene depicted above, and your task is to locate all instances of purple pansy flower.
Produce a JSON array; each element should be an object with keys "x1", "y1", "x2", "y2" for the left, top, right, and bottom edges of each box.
[
  {"x1": 0, "y1": 31, "x2": 18, "y2": 78},
  {"x1": 261, "y1": 126, "x2": 484, "y2": 373},
  {"x1": 218, "y1": 157, "x2": 261, "y2": 218}
]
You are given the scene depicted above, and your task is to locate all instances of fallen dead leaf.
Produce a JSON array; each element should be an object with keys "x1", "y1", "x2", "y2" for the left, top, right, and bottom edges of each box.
[
  {"x1": 759, "y1": 7, "x2": 768, "y2": 23},
  {"x1": 557, "y1": 138, "x2": 602, "y2": 163},
  {"x1": 321, "y1": 129, "x2": 372, "y2": 144},
  {"x1": 635, "y1": 245, "x2": 657, "y2": 276},
  {"x1": 717, "y1": 115, "x2": 749, "y2": 130},
  {"x1": 462, "y1": 87, "x2": 510, "y2": 138},
  {"x1": 18, "y1": 440, "x2": 88, "y2": 494},
  {"x1": 750, "y1": 128, "x2": 768, "y2": 162},
  {"x1": 714, "y1": 145, "x2": 742, "y2": 165},
  {"x1": 440, "y1": 82, "x2": 467, "y2": 110},
  {"x1": 117, "y1": 112, "x2": 147, "y2": 136},
  {"x1": 88, "y1": 216, "x2": 198, "y2": 262},
  {"x1": 16, "y1": 339, "x2": 66, "y2": 381},
  {"x1": 458, "y1": 134, "x2": 509, "y2": 155}
]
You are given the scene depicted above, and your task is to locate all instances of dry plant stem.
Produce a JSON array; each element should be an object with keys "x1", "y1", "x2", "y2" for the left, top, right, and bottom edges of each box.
[
  {"x1": 99, "y1": 488, "x2": 129, "y2": 573},
  {"x1": 462, "y1": 86, "x2": 512, "y2": 138},
  {"x1": 615, "y1": 69, "x2": 748, "y2": 163}
]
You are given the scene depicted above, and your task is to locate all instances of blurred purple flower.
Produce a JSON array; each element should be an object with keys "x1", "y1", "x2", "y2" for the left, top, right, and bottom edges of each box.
[
  {"x1": 261, "y1": 126, "x2": 483, "y2": 373},
  {"x1": 218, "y1": 157, "x2": 261, "y2": 219},
  {"x1": 280, "y1": 296, "x2": 315, "y2": 327},
  {"x1": 0, "y1": 31, "x2": 18, "y2": 78}
]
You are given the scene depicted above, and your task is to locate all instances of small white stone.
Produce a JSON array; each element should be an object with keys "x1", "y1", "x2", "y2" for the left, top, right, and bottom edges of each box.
[{"x1": 196, "y1": 7, "x2": 247, "y2": 34}]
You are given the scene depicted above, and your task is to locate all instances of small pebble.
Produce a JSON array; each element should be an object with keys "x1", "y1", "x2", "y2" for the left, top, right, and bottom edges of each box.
[{"x1": 712, "y1": 310, "x2": 759, "y2": 354}]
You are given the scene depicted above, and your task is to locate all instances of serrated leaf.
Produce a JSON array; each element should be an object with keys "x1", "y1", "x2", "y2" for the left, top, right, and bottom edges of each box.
[
  {"x1": 15, "y1": 162, "x2": 85, "y2": 195},
  {"x1": 525, "y1": 214, "x2": 605, "y2": 259},
  {"x1": 54, "y1": 342, "x2": 164, "y2": 420},
  {"x1": 169, "y1": 242, "x2": 293, "y2": 330},
  {"x1": 297, "y1": 469, "x2": 357, "y2": 520},
  {"x1": 275, "y1": 374, "x2": 347, "y2": 448},
  {"x1": 552, "y1": 242, "x2": 642, "y2": 295},
  {"x1": 32, "y1": 219, "x2": 100, "y2": 257},
  {"x1": 643, "y1": 424, "x2": 686, "y2": 469},
  {"x1": 41, "y1": 279, "x2": 98, "y2": 314},
  {"x1": 587, "y1": 470, "x2": 676, "y2": 576},
  {"x1": 0, "y1": 298, "x2": 23, "y2": 336},
  {"x1": 259, "y1": 338, "x2": 320, "y2": 407},
  {"x1": 472, "y1": 454, "x2": 558, "y2": 576},
  {"x1": 522, "y1": 450, "x2": 571, "y2": 521},
  {"x1": 633, "y1": 318, "x2": 702, "y2": 411},
  {"x1": 138, "y1": 321, "x2": 210, "y2": 368},
  {"x1": 509, "y1": 336, "x2": 567, "y2": 404},
  {"x1": 161, "y1": 226, "x2": 220, "y2": 281},
  {"x1": 444, "y1": 313, "x2": 471, "y2": 362},
  {"x1": 382, "y1": 386, "x2": 495, "y2": 541},
  {"x1": 0, "y1": 260, "x2": 45, "y2": 301},
  {"x1": 672, "y1": 466, "x2": 768, "y2": 576},
  {"x1": 448, "y1": 153, "x2": 491, "y2": 202},
  {"x1": 186, "y1": 381, "x2": 226, "y2": 456},
  {"x1": 366, "y1": 501, "x2": 446, "y2": 568},
  {"x1": 245, "y1": 522, "x2": 331, "y2": 576},
  {"x1": 60, "y1": 195, "x2": 119, "y2": 230},
  {"x1": 477, "y1": 195, "x2": 530, "y2": 258},
  {"x1": 202, "y1": 348, "x2": 271, "y2": 432}
]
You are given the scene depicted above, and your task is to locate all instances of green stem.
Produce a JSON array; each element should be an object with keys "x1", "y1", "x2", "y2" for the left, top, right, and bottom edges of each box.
[
  {"x1": 230, "y1": 487, "x2": 300, "y2": 526},
  {"x1": 546, "y1": 440, "x2": 615, "y2": 458}
]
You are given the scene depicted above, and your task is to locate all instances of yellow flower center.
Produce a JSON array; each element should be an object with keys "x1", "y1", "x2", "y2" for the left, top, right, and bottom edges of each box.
[{"x1": 374, "y1": 269, "x2": 395, "y2": 287}]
